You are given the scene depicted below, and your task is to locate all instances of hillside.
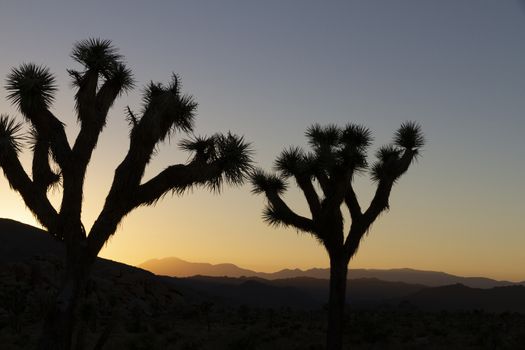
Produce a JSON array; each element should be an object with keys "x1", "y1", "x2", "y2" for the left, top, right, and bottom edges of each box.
[
  {"x1": 2, "y1": 218, "x2": 525, "y2": 349},
  {"x1": 3, "y1": 218, "x2": 525, "y2": 313}
]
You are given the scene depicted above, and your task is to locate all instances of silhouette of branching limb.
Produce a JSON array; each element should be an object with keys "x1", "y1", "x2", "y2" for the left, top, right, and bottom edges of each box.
[
  {"x1": 315, "y1": 170, "x2": 331, "y2": 196},
  {"x1": 85, "y1": 210, "x2": 127, "y2": 259},
  {"x1": 320, "y1": 169, "x2": 354, "y2": 214},
  {"x1": 344, "y1": 126, "x2": 424, "y2": 255},
  {"x1": 251, "y1": 169, "x2": 315, "y2": 233},
  {"x1": 297, "y1": 176, "x2": 321, "y2": 218},
  {"x1": 265, "y1": 192, "x2": 315, "y2": 233},
  {"x1": 263, "y1": 204, "x2": 316, "y2": 234},
  {"x1": 0, "y1": 115, "x2": 59, "y2": 234},
  {"x1": 0, "y1": 149, "x2": 60, "y2": 237},
  {"x1": 31, "y1": 131, "x2": 60, "y2": 191},
  {"x1": 72, "y1": 62, "x2": 134, "y2": 162},
  {"x1": 37, "y1": 111, "x2": 71, "y2": 168},
  {"x1": 362, "y1": 122, "x2": 424, "y2": 227},
  {"x1": 343, "y1": 224, "x2": 367, "y2": 259},
  {"x1": 65, "y1": 42, "x2": 134, "y2": 227},
  {"x1": 85, "y1": 132, "x2": 252, "y2": 260},
  {"x1": 263, "y1": 205, "x2": 316, "y2": 235},
  {"x1": 359, "y1": 150, "x2": 414, "y2": 230},
  {"x1": 274, "y1": 148, "x2": 321, "y2": 215},
  {"x1": 251, "y1": 169, "x2": 287, "y2": 195},
  {"x1": 344, "y1": 183, "x2": 362, "y2": 219},
  {"x1": 133, "y1": 162, "x2": 224, "y2": 206},
  {"x1": 69, "y1": 39, "x2": 130, "y2": 124},
  {"x1": 138, "y1": 132, "x2": 251, "y2": 204}
]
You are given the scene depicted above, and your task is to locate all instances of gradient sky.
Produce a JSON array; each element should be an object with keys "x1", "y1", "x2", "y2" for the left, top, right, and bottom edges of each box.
[{"x1": 0, "y1": 0, "x2": 524, "y2": 280}]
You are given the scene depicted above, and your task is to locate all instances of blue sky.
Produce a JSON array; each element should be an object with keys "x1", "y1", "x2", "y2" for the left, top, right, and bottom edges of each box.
[{"x1": 1, "y1": 0, "x2": 524, "y2": 280}]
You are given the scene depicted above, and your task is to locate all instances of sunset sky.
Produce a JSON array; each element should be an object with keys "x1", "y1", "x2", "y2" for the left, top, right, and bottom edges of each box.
[{"x1": 0, "y1": 0, "x2": 524, "y2": 281}]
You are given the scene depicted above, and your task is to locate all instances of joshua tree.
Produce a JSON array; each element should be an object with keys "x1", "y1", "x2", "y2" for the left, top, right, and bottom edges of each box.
[
  {"x1": 0, "y1": 39, "x2": 252, "y2": 350},
  {"x1": 251, "y1": 122, "x2": 424, "y2": 350}
]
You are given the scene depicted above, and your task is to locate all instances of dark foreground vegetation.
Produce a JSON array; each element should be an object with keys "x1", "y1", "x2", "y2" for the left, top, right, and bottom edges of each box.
[{"x1": 2, "y1": 287, "x2": 525, "y2": 350}]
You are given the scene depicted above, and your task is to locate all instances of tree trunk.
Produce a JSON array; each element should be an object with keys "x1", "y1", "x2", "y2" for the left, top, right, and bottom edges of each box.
[
  {"x1": 38, "y1": 254, "x2": 89, "y2": 350},
  {"x1": 326, "y1": 255, "x2": 349, "y2": 350}
]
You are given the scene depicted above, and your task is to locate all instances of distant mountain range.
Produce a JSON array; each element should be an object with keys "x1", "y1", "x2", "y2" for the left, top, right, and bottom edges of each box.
[
  {"x1": 140, "y1": 256, "x2": 524, "y2": 289},
  {"x1": 3, "y1": 218, "x2": 525, "y2": 313}
]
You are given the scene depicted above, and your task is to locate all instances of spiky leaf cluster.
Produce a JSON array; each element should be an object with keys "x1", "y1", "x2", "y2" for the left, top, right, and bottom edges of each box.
[
  {"x1": 262, "y1": 205, "x2": 287, "y2": 227},
  {"x1": 139, "y1": 74, "x2": 196, "y2": 143},
  {"x1": 5, "y1": 64, "x2": 57, "y2": 115},
  {"x1": 69, "y1": 39, "x2": 134, "y2": 101},
  {"x1": 71, "y1": 38, "x2": 122, "y2": 77},
  {"x1": 251, "y1": 123, "x2": 374, "y2": 201},
  {"x1": 214, "y1": 133, "x2": 253, "y2": 186},
  {"x1": 306, "y1": 123, "x2": 372, "y2": 175},
  {"x1": 250, "y1": 169, "x2": 287, "y2": 195},
  {"x1": 371, "y1": 122, "x2": 425, "y2": 182},
  {"x1": 0, "y1": 115, "x2": 23, "y2": 156},
  {"x1": 370, "y1": 145, "x2": 402, "y2": 182},
  {"x1": 306, "y1": 124, "x2": 341, "y2": 150},
  {"x1": 180, "y1": 133, "x2": 252, "y2": 191},
  {"x1": 105, "y1": 62, "x2": 134, "y2": 95},
  {"x1": 394, "y1": 121, "x2": 425, "y2": 150},
  {"x1": 275, "y1": 147, "x2": 308, "y2": 178}
]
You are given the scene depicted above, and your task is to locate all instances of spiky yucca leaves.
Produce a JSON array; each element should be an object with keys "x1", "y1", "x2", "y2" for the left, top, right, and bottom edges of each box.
[
  {"x1": 262, "y1": 205, "x2": 287, "y2": 228},
  {"x1": 179, "y1": 134, "x2": 217, "y2": 159},
  {"x1": 306, "y1": 124, "x2": 341, "y2": 150},
  {"x1": 214, "y1": 133, "x2": 253, "y2": 186},
  {"x1": 71, "y1": 38, "x2": 122, "y2": 78},
  {"x1": 394, "y1": 121, "x2": 425, "y2": 151},
  {"x1": 180, "y1": 132, "x2": 253, "y2": 191},
  {"x1": 5, "y1": 64, "x2": 57, "y2": 115},
  {"x1": 102, "y1": 62, "x2": 134, "y2": 95},
  {"x1": 371, "y1": 123, "x2": 425, "y2": 183},
  {"x1": 250, "y1": 169, "x2": 287, "y2": 195},
  {"x1": 114, "y1": 75, "x2": 198, "y2": 184},
  {"x1": 370, "y1": 145, "x2": 401, "y2": 183},
  {"x1": 275, "y1": 147, "x2": 308, "y2": 178},
  {"x1": 303, "y1": 123, "x2": 372, "y2": 179},
  {"x1": 5, "y1": 63, "x2": 71, "y2": 170},
  {"x1": 139, "y1": 75, "x2": 196, "y2": 142},
  {"x1": 0, "y1": 115, "x2": 23, "y2": 157},
  {"x1": 340, "y1": 124, "x2": 373, "y2": 150},
  {"x1": 69, "y1": 39, "x2": 134, "y2": 122}
]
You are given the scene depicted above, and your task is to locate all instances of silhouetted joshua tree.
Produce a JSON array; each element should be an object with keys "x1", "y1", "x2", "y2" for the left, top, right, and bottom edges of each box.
[
  {"x1": 0, "y1": 39, "x2": 252, "y2": 350},
  {"x1": 251, "y1": 122, "x2": 424, "y2": 350}
]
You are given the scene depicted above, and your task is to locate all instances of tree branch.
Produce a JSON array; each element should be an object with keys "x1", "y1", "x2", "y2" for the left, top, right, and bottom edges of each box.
[
  {"x1": 295, "y1": 176, "x2": 321, "y2": 218},
  {"x1": 265, "y1": 190, "x2": 315, "y2": 233},
  {"x1": 344, "y1": 183, "x2": 362, "y2": 220},
  {"x1": 32, "y1": 134, "x2": 60, "y2": 191},
  {"x1": 87, "y1": 158, "x2": 228, "y2": 258},
  {"x1": 133, "y1": 161, "x2": 223, "y2": 207},
  {"x1": 28, "y1": 110, "x2": 71, "y2": 169},
  {"x1": 321, "y1": 168, "x2": 353, "y2": 215},
  {"x1": 344, "y1": 149, "x2": 417, "y2": 257},
  {"x1": 0, "y1": 147, "x2": 60, "y2": 237},
  {"x1": 315, "y1": 171, "x2": 331, "y2": 197}
]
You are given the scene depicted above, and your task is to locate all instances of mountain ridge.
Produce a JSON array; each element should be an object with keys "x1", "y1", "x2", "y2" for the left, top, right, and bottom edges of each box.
[{"x1": 139, "y1": 256, "x2": 523, "y2": 289}]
